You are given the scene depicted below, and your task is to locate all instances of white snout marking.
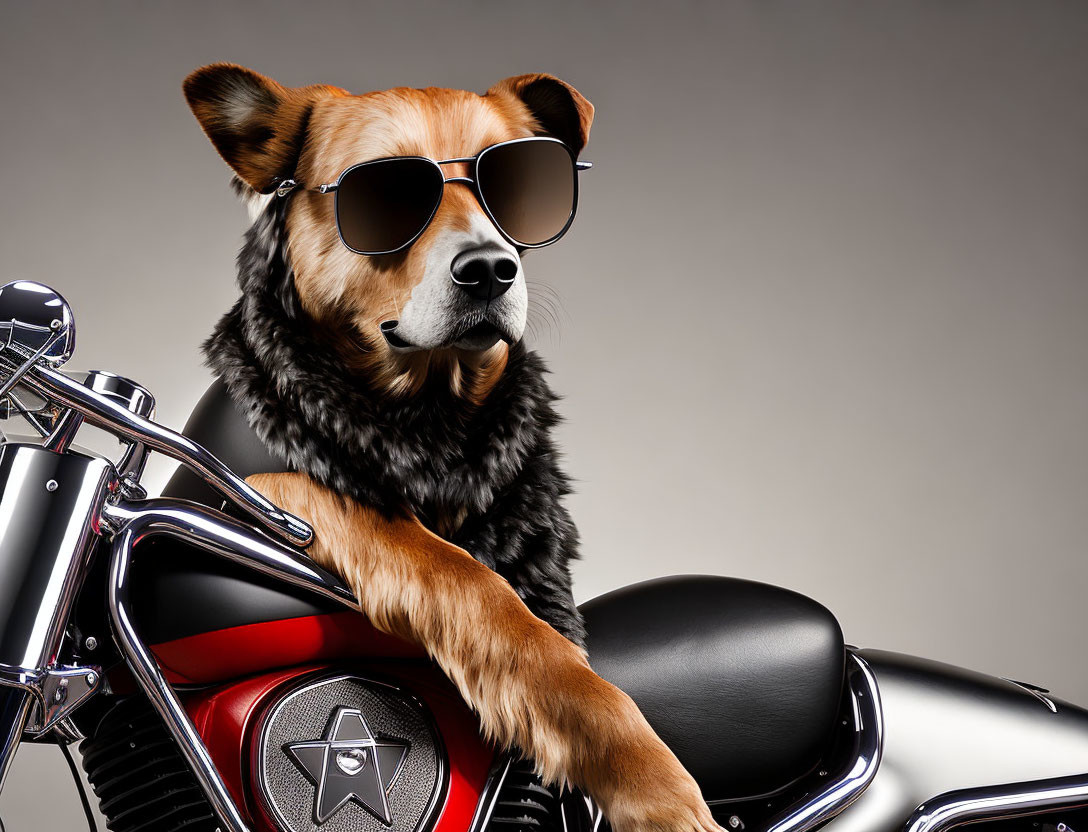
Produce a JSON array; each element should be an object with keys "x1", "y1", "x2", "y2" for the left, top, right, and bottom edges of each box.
[{"x1": 392, "y1": 213, "x2": 528, "y2": 350}]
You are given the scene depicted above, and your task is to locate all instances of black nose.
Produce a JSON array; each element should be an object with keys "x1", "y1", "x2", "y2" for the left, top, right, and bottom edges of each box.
[{"x1": 450, "y1": 247, "x2": 518, "y2": 302}]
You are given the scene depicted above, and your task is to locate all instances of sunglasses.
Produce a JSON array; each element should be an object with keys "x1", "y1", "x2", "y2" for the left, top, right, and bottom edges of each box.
[{"x1": 275, "y1": 137, "x2": 591, "y2": 256}]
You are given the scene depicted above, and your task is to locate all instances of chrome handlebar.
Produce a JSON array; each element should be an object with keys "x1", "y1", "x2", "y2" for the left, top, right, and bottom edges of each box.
[
  {"x1": 0, "y1": 281, "x2": 314, "y2": 830},
  {"x1": 0, "y1": 356, "x2": 313, "y2": 548}
]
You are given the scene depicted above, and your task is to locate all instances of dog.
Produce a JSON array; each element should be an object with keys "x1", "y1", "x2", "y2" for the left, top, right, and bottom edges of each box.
[{"x1": 184, "y1": 62, "x2": 720, "y2": 832}]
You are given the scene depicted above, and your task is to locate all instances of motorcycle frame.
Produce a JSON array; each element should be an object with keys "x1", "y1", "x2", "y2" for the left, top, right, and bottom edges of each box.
[{"x1": 102, "y1": 498, "x2": 356, "y2": 832}]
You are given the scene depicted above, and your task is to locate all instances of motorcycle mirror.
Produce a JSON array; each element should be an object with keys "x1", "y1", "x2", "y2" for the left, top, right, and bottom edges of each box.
[{"x1": 0, "y1": 280, "x2": 76, "y2": 367}]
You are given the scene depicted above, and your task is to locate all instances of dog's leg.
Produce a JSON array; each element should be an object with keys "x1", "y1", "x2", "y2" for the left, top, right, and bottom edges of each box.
[{"x1": 247, "y1": 472, "x2": 721, "y2": 832}]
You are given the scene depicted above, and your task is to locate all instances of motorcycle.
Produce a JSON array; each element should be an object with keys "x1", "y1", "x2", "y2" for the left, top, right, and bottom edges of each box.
[{"x1": 0, "y1": 279, "x2": 1086, "y2": 832}]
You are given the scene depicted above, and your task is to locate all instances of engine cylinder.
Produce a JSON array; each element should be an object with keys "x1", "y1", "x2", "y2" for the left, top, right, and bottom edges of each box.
[{"x1": 81, "y1": 695, "x2": 219, "y2": 832}]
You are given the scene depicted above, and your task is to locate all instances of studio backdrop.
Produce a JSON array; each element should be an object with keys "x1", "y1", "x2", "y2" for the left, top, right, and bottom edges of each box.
[{"x1": 1, "y1": 1, "x2": 1086, "y2": 829}]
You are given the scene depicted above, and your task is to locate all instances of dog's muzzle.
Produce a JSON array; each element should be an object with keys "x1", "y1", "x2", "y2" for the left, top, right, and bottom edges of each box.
[{"x1": 378, "y1": 223, "x2": 528, "y2": 352}]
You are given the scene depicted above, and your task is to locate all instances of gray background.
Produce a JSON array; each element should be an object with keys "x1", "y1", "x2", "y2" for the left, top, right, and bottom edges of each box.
[{"x1": 1, "y1": 1, "x2": 1086, "y2": 828}]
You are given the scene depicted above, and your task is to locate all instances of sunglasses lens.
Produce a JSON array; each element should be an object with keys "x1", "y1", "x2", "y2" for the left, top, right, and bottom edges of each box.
[
  {"x1": 478, "y1": 140, "x2": 576, "y2": 246},
  {"x1": 335, "y1": 158, "x2": 443, "y2": 253}
]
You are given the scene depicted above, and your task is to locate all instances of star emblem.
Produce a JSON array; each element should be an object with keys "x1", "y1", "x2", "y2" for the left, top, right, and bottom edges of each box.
[{"x1": 286, "y1": 707, "x2": 411, "y2": 825}]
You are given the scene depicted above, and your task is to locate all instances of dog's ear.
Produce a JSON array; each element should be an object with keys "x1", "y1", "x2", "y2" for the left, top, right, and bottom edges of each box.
[
  {"x1": 488, "y1": 74, "x2": 594, "y2": 155},
  {"x1": 183, "y1": 63, "x2": 345, "y2": 193}
]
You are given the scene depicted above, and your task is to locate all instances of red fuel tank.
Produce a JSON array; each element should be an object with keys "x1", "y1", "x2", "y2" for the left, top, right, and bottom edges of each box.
[{"x1": 147, "y1": 611, "x2": 496, "y2": 832}]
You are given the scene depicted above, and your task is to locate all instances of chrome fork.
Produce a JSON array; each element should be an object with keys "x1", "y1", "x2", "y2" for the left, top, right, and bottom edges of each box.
[{"x1": 0, "y1": 445, "x2": 113, "y2": 790}]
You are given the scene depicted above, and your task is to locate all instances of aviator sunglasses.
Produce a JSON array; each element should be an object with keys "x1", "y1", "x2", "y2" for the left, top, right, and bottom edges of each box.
[{"x1": 274, "y1": 136, "x2": 592, "y2": 256}]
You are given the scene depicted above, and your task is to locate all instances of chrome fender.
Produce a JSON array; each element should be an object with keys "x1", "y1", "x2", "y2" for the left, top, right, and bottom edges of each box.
[{"x1": 826, "y1": 649, "x2": 1088, "y2": 832}]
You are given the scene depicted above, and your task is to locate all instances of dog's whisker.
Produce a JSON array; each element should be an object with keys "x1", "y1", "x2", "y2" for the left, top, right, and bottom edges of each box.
[
  {"x1": 525, "y1": 279, "x2": 569, "y2": 348},
  {"x1": 525, "y1": 301, "x2": 557, "y2": 346},
  {"x1": 528, "y1": 301, "x2": 563, "y2": 346},
  {"x1": 531, "y1": 284, "x2": 570, "y2": 324}
]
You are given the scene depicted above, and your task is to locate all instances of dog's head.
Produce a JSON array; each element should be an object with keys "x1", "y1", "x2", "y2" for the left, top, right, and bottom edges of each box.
[{"x1": 184, "y1": 63, "x2": 592, "y2": 391}]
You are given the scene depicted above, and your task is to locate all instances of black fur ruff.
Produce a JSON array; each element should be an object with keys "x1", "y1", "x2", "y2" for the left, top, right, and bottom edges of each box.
[{"x1": 203, "y1": 193, "x2": 585, "y2": 644}]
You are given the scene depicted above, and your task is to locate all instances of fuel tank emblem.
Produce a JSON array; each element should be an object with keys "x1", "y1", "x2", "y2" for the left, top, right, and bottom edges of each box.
[
  {"x1": 257, "y1": 672, "x2": 447, "y2": 832},
  {"x1": 286, "y1": 707, "x2": 410, "y2": 824}
]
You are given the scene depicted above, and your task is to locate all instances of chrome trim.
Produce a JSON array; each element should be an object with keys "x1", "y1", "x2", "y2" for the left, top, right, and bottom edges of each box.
[
  {"x1": 0, "y1": 664, "x2": 104, "y2": 736},
  {"x1": 560, "y1": 788, "x2": 605, "y2": 832},
  {"x1": 8, "y1": 361, "x2": 313, "y2": 546},
  {"x1": 102, "y1": 499, "x2": 352, "y2": 604},
  {"x1": 103, "y1": 497, "x2": 357, "y2": 832},
  {"x1": 42, "y1": 409, "x2": 83, "y2": 454},
  {"x1": 1004, "y1": 678, "x2": 1059, "y2": 714},
  {"x1": 47, "y1": 717, "x2": 84, "y2": 745},
  {"x1": 0, "y1": 441, "x2": 112, "y2": 800},
  {"x1": 765, "y1": 651, "x2": 884, "y2": 832},
  {"x1": 26, "y1": 667, "x2": 101, "y2": 735},
  {"x1": 467, "y1": 755, "x2": 514, "y2": 832},
  {"x1": 904, "y1": 773, "x2": 1088, "y2": 832}
]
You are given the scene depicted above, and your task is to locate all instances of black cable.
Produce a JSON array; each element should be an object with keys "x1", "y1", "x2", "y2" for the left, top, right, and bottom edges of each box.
[{"x1": 56, "y1": 735, "x2": 97, "y2": 832}]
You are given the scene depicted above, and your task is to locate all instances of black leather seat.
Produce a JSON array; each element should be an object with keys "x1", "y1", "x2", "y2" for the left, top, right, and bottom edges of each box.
[
  {"x1": 141, "y1": 382, "x2": 847, "y2": 802},
  {"x1": 582, "y1": 576, "x2": 844, "y2": 802}
]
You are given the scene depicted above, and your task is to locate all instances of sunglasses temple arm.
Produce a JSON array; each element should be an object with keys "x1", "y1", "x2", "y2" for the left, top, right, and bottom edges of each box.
[{"x1": 576, "y1": 161, "x2": 593, "y2": 171}]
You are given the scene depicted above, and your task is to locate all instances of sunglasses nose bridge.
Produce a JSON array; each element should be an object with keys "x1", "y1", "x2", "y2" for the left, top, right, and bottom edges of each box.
[
  {"x1": 441, "y1": 176, "x2": 482, "y2": 211},
  {"x1": 437, "y1": 155, "x2": 473, "y2": 178},
  {"x1": 420, "y1": 175, "x2": 489, "y2": 237}
]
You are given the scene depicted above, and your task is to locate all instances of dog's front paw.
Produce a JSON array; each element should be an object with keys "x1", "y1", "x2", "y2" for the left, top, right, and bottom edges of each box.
[
  {"x1": 608, "y1": 789, "x2": 721, "y2": 832},
  {"x1": 602, "y1": 740, "x2": 723, "y2": 832}
]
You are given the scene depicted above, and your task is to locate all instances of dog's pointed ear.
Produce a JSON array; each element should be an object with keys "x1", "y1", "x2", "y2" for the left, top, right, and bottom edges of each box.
[
  {"x1": 487, "y1": 74, "x2": 594, "y2": 155},
  {"x1": 183, "y1": 63, "x2": 346, "y2": 193}
]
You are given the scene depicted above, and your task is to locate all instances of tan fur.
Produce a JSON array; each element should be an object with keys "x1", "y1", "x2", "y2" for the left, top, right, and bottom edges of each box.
[{"x1": 247, "y1": 472, "x2": 721, "y2": 832}]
